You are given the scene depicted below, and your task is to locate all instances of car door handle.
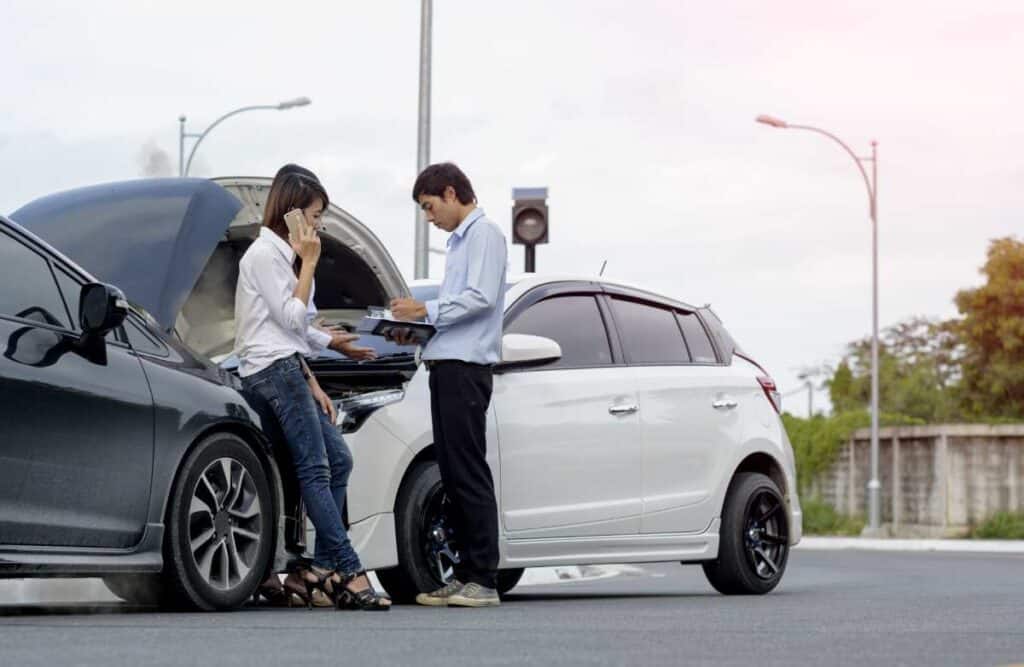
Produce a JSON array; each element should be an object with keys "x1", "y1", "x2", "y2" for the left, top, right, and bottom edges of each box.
[
  {"x1": 609, "y1": 404, "x2": 639, "y2": 415},
  {"x1": 712, "y1": 399, "x2": 739, "y2": 410}
]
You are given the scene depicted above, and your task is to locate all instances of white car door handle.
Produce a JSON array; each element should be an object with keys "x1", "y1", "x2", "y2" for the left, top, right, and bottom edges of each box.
[
  {"x1": 609, "y1": 404, "x2": 639, "y2": 415},
  {"x1": 712, "y1": 399, "x2": 739, "y2": 410}
]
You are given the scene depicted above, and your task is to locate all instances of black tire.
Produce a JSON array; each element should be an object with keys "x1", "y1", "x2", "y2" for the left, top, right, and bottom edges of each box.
[
  {"x1": 378, "y1": 461, "x2": 518, "y2": 603},
  {"x1": 702, "y1": 472, "x2": 790, "y2": 595},
  {"x1": 377, "y1": 461, "x2": 448, "y2": 603},
  {"x1": 163, "y1": 432, "x2": 274, "y2": 611},
  {"x1": 102, "y1": 574, "x2": 165, "y2": 606},
  {"x1": 496, "y1": 568, "x2": 525, "y2": 595}
]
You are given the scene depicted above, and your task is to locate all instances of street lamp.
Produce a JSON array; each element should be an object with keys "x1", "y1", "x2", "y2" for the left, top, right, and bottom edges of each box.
[
  {"x1": 756, "y1": 113, "x2": 882, "y2": 533},
  {"x1": 178, "y1": 97, "x2": 312, "y2": 177},
  {"x1": 414, "y1": 0, "x2": 433, "y2": 279}
]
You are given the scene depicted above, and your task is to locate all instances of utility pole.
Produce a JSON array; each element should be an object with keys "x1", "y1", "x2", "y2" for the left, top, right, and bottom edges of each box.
[{"x1": 413, "y1": 0, "x2": 432, "y2": 279}]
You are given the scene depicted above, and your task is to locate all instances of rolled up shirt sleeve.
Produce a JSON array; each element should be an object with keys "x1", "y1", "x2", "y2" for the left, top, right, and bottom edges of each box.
[{"x1": 431, "y1": 226, "x2": 506, "y2": 330}]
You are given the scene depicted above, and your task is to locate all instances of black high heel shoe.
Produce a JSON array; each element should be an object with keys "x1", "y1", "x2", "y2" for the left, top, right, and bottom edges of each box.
[
  {"x1": 334, "y1": 571, "x2": 391, "y2": 611},
  {"x1": 253, "y1": 575, "x2": 301, "y2": 607},
  {"x1": 284, "y1": 564, "x2": 338, "y2": 609}
]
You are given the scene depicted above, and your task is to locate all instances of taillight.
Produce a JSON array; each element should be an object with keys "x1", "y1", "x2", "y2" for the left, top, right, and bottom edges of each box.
[{"x1": 757, "y1": 376, "x2": 782, "y2": 414}]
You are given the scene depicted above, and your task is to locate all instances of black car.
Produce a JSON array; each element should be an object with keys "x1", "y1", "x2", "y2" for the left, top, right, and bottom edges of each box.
[
  {"x1": 0, "y1": 185, "x2": 295, "y2": 610},
  {"x1": 4, "y1": 178, "x2": 417, "y2": 610}
]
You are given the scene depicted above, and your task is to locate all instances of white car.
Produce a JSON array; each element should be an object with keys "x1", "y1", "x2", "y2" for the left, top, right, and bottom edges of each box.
[
  {"x1": 347, "y1": 276, "x2": 802, "y2": 599},
  {"x1": 14, "y1": 176, "x2": 801, "y2": 605}
]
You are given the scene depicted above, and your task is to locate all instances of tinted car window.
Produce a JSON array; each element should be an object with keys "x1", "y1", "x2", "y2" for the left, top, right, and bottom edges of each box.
[
  {"x1": 53, "y1": 267, "x2": 84, "y2": 331},
  {"x1": 699, "y1": 307, "x2": 737, "y2": 363},
  {"x1": 677, "y1": 312, "x2": 718, "y2": 363},
  {"x1": 609, "y1": 297, "x2": 689, "y2": 364},
  {"x1": 506, "y1": 295, "x2": 612, "y2": 368},
  {"x1": 125, "y1": 317, "x2": 168, "y2": 356},
  {"x1": 0, "y1": 231, "x2": 71, "y2": 329}
]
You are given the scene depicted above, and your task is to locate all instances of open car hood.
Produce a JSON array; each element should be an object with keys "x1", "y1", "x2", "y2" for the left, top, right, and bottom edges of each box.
[
  {"x1": 212, "y1": 176, "x2": 407, "y2": 302},
  {"x1": 11, "y1": 178, "x2": 241, "y2": 330},
  {"x1": 11, "y1": 177, "x2": 409, "y2": 331}
]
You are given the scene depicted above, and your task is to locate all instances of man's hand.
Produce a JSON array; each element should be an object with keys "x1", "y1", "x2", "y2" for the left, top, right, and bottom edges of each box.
[
  {"x1": 386, "y1": 328, "x2": 419, "y2": 346},
  {"x1": 390, "y1": 297, "x2": 428, "y2": 322},
  {"x1": 310, "y1": 382, "x2": 337, "y2": 423}
]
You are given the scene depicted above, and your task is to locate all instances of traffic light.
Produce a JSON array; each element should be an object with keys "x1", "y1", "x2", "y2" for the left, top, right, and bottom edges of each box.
[{"x1": 512, "y1": 187, "x2": 548, "y2": 272}]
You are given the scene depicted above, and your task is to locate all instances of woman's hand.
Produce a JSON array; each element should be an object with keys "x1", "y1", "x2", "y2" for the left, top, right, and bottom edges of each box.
[
  {"x1": 310, "y1": 381, "x2": 337, "y2": 423},
  {"x1": 290, "y1": 219, "x2": 322, "y2": 265},
  {"x1": 329, "y1": 331, "x2": 378, "y2": 361}
]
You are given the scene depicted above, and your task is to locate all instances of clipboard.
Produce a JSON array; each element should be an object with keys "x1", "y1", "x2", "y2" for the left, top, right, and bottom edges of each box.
[{"x1": 356, "y1": 315, "x2": 436, "y2": 345}]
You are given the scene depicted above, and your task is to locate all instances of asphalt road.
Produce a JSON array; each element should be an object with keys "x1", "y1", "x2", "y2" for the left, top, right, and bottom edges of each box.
[{"x1": 1, "y1": 550, "x2": 1022, "y2": 666}]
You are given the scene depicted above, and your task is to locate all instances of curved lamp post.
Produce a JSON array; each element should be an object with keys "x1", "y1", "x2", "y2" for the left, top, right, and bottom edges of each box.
[
  {"x1": 756, "y1": 114, "x2": 882, "y2": 533},
  {"x1": 178, "y1": 97, "x2": 311, "y2": 177}
]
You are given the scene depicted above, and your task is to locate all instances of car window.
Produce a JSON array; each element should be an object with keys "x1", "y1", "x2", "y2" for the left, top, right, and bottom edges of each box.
[
  {"x1": 676, "y1": 312, "x2": 718, "y2": 363},
  {"x1": 609, "y1": 297, "x2": 690, "y2": 365},
  {"x1": 699, "y1": 307, "x2": 738, "y2": 362},
  {"x1": 0, "y1": 231, "x2": 72, "y2": 329},
  {"x1": 124, "y1": 317, "x2": 168, "y2": 356},
  {"x1": 505, "y1": 295, "x2": 613, "y2": 369},
  {"x1": 53, "y1": 266, "x2": 84, "y2": 331}
]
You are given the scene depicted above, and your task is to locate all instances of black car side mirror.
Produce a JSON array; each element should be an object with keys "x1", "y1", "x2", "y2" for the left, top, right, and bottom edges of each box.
[
  {"x1": 80, "y1": 283, "x2": 129, "y2": 335},
  {"x1": 76, "y1": 283, "x2": 128, "y2": 365}
]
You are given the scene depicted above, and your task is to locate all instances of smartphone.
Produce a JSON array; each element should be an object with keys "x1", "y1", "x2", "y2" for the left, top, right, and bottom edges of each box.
[{"x1": 283, "y1": 208, "x2": 306, "y2": 239}]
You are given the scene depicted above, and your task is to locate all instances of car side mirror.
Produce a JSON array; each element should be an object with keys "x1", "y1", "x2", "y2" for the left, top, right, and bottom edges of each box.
[
  {"x1": 494, "y1": 334, "x2": 562, "y2": 373},
  {"x1": 80, "y1": 283, "x2": 129, "y2": 335}
]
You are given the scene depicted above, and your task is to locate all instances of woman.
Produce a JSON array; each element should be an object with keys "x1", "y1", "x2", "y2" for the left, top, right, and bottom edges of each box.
[{"x1": 235, "y1": 170, "x2": 390, "y2": 611}]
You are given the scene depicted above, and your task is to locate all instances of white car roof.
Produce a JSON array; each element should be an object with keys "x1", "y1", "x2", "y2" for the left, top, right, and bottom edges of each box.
[{"x1": 411, "y1": 273, "x2": 702, "y2": 313}]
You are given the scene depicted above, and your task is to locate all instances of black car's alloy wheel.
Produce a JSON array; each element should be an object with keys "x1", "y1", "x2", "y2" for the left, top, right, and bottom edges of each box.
[
  {"x1": 164, "y1": 433, "x2": 273, "y2": 610},
  {"x1": 701, "y1": 472, "x2": 790, "y2": 595},
  {"x1": 187, "y1": 457, "x2": 264, "y2": 590},
  {"x1": 377, "y1": 460, "x2": 524, "y2": 603}
]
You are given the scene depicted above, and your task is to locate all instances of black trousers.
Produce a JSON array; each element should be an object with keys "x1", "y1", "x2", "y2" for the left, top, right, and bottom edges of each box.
[{"x1": 428, "y1": 360, "x2": 498, "y2": 588}]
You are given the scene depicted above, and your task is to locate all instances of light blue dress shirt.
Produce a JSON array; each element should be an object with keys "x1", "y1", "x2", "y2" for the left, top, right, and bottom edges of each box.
[{"x1": 423, "y1": 208, "x2": 508, "y2": 364}]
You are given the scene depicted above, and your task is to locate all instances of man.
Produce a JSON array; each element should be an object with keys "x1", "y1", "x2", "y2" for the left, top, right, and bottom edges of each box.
[{"x1": 390, "y1": 162, "x2": 507, "y2": 608}]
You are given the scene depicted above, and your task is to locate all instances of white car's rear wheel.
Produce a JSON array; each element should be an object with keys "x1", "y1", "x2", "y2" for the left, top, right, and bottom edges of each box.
[{"x1": 702, "y1": 472, "x2": 789, "y2": 595}]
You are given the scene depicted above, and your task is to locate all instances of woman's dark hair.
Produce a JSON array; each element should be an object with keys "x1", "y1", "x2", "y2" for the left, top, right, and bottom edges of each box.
[
  {"x1": 263, "y1": 172, "x2": 329, "y2": 240},
  {"x1": 274, "y1": 163, "x2": 318, "y2": 182},
  {"x1": 412, "y1": 162, "x2": 476, "y2": 205}
]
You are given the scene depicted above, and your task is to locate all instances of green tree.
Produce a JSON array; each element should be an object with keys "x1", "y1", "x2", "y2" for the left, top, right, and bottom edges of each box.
[
  {"x1": 826, "y1": 317, "x2": 961, "y2": 422},
  {"x1": 955, "y1": 237, "x2": 1024, "y2": 418}
]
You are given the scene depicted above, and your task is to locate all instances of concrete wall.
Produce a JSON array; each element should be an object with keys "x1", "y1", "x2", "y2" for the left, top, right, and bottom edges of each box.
[{"x1": 813, "y1": 424, "x2": 1024, "y2": 536}]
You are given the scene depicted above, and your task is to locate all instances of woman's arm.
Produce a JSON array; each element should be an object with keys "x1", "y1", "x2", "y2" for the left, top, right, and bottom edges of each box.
[{"x1": 301, "y1": 357, "x2": 336, "y2": 423}]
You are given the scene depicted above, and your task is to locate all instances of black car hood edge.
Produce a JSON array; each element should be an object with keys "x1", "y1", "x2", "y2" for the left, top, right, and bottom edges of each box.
[{"x1": 11, "y1": 178, "x2": 242, "y2": 331}]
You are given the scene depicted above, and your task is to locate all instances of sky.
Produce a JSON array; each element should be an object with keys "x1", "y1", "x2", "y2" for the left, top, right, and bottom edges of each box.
[{"x1": 2, "y1": 0, "x2": 1022, "y2": 416}]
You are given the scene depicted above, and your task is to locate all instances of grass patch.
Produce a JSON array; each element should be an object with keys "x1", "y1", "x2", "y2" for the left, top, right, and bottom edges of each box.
[
  {"x1": 801, "y1": 498, "x2": 865, "y2": 536},
  {"x1": 970, "y1": 512, "x2": 1024, "y2": 539}
]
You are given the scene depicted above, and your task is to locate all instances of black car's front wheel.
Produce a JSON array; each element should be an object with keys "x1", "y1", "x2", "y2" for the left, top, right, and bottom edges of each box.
[
  {"x1": 377, "y1": 460, "x2": 523, "y2": 603},
  {"x1": 163, "y1": 432, "x2": 273, "y2": 610},
  {"x1": 702, "y1": 472, "x2": 790, "y2": 595}
]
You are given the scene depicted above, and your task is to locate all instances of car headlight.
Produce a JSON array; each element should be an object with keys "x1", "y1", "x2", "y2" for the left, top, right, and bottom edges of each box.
[{"x1": 333, "y1": 389, "x2": 405, "y2": 431}]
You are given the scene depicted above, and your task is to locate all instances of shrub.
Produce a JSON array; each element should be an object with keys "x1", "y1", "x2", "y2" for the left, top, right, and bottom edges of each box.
[
  {"x1": 801, "y1": 498, "x2": 865, "y2": 536},
  {"x1": 970, "y1": 512, "x2": 1024, "y2": 539}
]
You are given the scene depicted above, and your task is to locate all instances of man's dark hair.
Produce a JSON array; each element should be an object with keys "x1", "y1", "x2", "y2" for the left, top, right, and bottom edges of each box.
[{"x1": 412, "y1": 162, "x2": 476, "y2": 205}]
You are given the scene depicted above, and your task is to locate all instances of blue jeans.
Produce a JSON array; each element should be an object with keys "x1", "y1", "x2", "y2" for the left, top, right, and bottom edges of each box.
[{"x1": 241, "y1": 354, "x2": 362, "y2": 573}]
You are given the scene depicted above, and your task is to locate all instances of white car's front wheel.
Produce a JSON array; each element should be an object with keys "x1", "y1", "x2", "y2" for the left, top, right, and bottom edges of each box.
[{"x1": 377, "y1": 460, "x2": 523, "y2": 603}]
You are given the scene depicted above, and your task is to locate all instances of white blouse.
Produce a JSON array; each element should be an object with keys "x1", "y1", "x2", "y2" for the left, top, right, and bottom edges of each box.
[{"x1": 234, "y1": 227, "x2": 331, "y2": 377}]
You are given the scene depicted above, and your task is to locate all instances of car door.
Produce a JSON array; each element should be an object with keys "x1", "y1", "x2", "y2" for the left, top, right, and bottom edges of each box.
[
  {"x1": 0, "y1": 227, "x2": 155, "y2": 549},
  {"x1": 494, "y1": 289, "x2": 643, "y2": 539},
  {"x1": 605, "y1": 295, "x2": 733, "y2": 534}
]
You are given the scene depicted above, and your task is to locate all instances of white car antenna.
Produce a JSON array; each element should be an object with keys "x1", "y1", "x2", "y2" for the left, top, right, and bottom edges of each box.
[{"x1": 599, "y1": 260, "x2": 607, "y2": 277}]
